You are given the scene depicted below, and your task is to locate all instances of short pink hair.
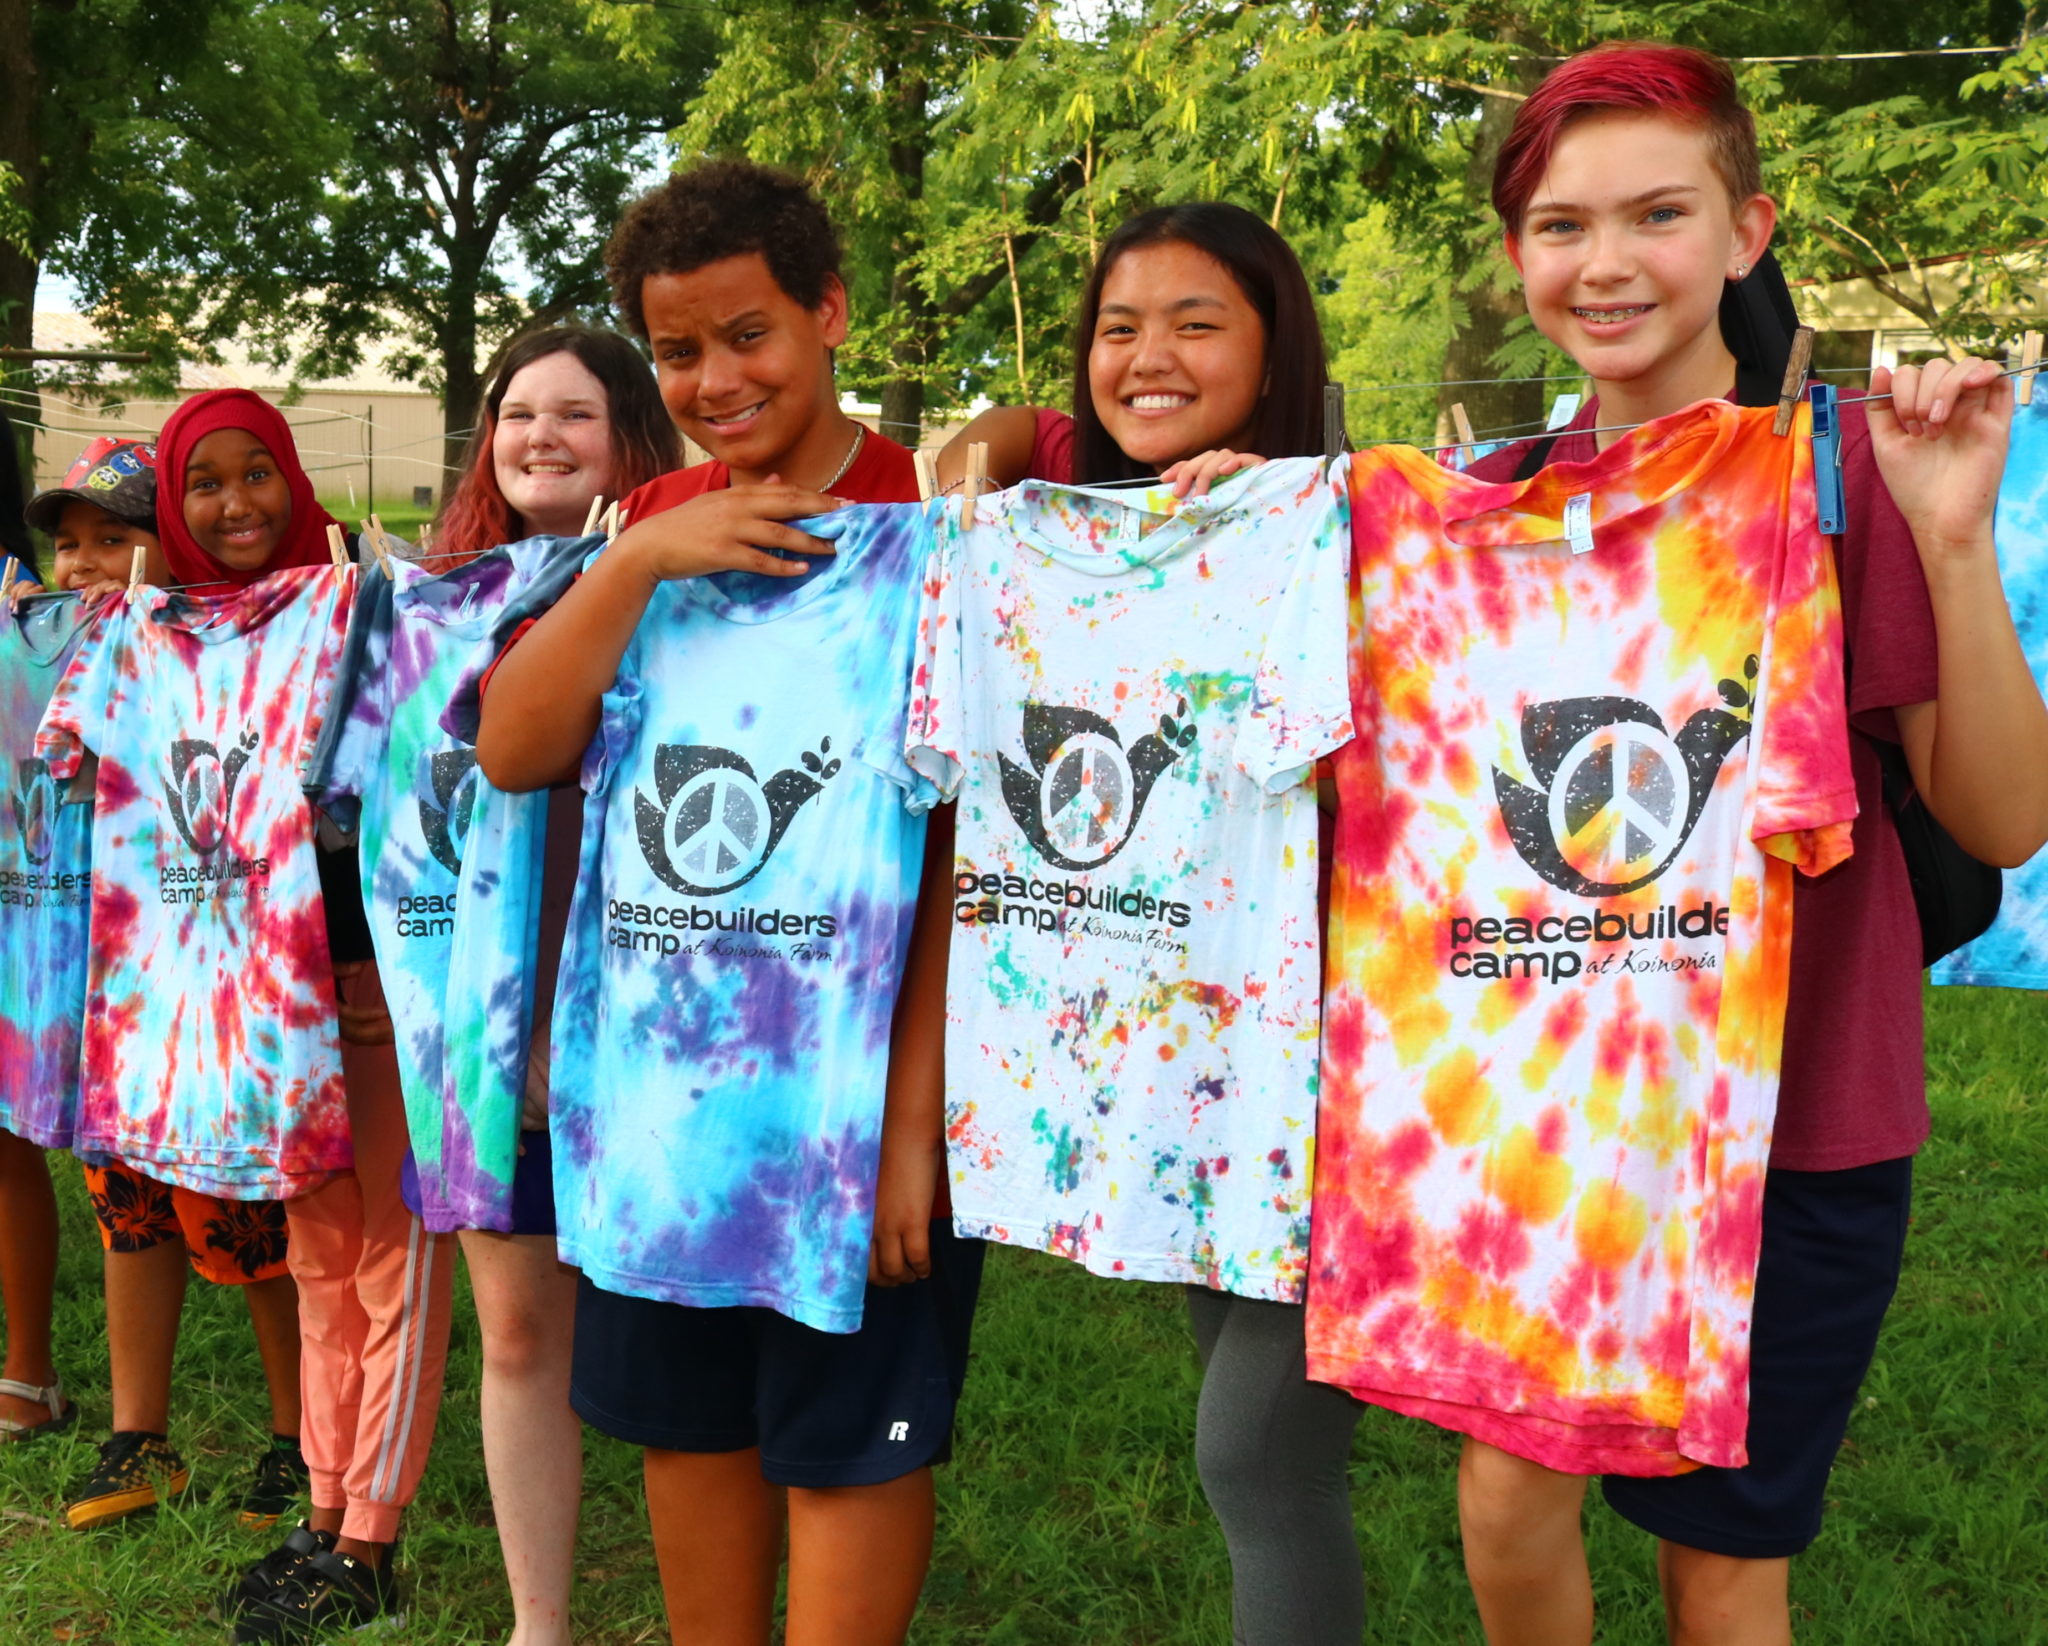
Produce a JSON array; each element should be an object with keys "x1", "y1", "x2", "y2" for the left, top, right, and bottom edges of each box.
[{"x1": 1492, "y1": 43, "x2": 1763, "y2": 230}]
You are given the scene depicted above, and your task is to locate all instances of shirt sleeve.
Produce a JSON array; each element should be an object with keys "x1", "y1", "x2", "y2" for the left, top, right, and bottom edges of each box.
[
  {"x1": 33, "y1": 601, "x2": 123, "y2": 782},
  {"x1": 903, "y1": 501, "x2": 964, "y2": 803},
  {"x1": 1029, "y1": 408, "x2": 1076, "y2": 485},
  {"x1": 585, "y1": 615, "x2": 645, "y2": 799},
  {"x1": 1752, "y1": 432, "x2": 1858, "y2": 875},
  {"x1": 441, "y1": 539, "x2": 598, "y2": 744},
  {"x1": 1235, "y1": 461, "x2": 1358, "y2": 794},
  {"x1": 303, "y1": 560, "x2": 398, "y2": 825},
  {"x1": 288, "y1": 565, "x2": 361, "y2": 781}
]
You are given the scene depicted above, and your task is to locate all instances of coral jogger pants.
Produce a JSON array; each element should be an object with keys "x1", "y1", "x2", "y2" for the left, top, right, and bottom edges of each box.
[{"x1": 285, "y1": 962, "x2": 454, "y2": 1544}]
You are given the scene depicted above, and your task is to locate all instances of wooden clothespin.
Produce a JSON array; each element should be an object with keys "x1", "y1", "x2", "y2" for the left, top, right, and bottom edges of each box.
[
  {"x1": 1324, "y1": 384, "x2": 1350, "y2": 458},
  {"x1": 417, "y1": 522, "x2": 434, "y2": 557},
  {"x1": 580, "y1": 496, "x2": 606, "y2": 539},
  {"x1": 1450, "y1": 403, "x2": 1477, "y2": 450},
  {"x1": 326, "y1": 523, "x2": 348, "y2": 567},
  {"x1": 126, "y1": 543, "x2": 146, "y2": 608},
  {"x1": 0, "y1": 556, "x2": 16, "y2": 612},
  {"x1": 913, "y1": 450, "x2": 938, "y2": 504},
  {"x1": 601, "y1": 501, "x2": 621, "y2": 543},
  {"x1": 358, "y1": 519, "x2": 392, "y2": 577},
  {"x1": 1774, "y1": 326, "x2": 1816, "y2": 435},
  {"x1": 960, "y1": 442, "x2": 988, "y2": 528},
  {"x1": 2018, "y1": 330, "x2": 2042, "y2": 408}
]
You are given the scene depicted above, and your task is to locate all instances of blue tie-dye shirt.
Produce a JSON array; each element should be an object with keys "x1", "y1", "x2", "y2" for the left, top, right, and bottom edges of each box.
[
  {"x1": 0, "y1": 595, "x2": 96, "y2": 1148},
  {"x1": 550, "y1": 504, "x2": 936, "y2": 1332},
  {"x1": 306, "y1": 537, "x2": 585, "y2": 1229},
  {"x1": 1933, "y1": 387, "x2": 2048, "y2": 990}
]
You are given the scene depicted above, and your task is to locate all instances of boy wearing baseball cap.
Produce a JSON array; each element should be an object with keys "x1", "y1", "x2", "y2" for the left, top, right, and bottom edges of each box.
[{"x1": 22, "y1": 437, "x2": 172, "y2": 596}]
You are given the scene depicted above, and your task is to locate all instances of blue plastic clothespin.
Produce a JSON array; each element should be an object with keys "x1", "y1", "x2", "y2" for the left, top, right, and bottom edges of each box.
[{"x1": 1808, "y1": 382, "x2": 1845, "y2": 536}]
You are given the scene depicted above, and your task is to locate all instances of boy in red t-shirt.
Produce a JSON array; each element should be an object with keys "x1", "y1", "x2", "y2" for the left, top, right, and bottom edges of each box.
[
  {"x1": 1446, "y1": 44, "x2": 2048, "y2": 1646},
  {"x1": 478, "y1": 160, "x2": 972, "y2": 1646}
]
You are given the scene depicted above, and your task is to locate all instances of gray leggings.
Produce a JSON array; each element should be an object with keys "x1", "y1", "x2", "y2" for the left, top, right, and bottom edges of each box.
[{"x1": 1188, "y1": 1286, "x2": 1367, "y2": 1646}]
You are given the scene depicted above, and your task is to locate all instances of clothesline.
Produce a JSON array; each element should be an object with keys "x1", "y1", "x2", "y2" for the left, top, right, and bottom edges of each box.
[{"x1": 9, "y1": 365, "x2": 2034, "y2": 605}]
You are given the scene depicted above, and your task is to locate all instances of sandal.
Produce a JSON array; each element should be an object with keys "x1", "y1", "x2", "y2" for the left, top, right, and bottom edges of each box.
[{"x1": 0, "y1": 1377, "x2": 77, "y2": 1443}]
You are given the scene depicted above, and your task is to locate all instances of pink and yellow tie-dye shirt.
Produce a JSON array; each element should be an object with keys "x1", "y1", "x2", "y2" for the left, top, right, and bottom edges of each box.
[
  {"x1": 1305, "y1": 401, "x2": 1856, "y2": 1475},
  {"x1": 36, "y1": 566, "x2": 355, "y2": 1199}
]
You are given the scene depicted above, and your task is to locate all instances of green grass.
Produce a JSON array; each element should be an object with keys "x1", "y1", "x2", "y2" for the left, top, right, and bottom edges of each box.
[{"x1": 3, "y1": 985, "x2": 2044, "y2": 1643}]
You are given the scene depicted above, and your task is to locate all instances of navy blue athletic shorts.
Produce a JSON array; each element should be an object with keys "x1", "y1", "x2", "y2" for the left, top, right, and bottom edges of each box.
[
  {"x1": 570, "y1": 1220, "x2": 984, "y2": 1488},
  {"x1": 1602, "y1": 1156, "x2": 1913, "y2": 1559}
]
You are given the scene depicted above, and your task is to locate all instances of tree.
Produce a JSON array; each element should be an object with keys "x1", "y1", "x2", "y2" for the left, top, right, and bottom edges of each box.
[{"x1": 47, "y1": 0, "x2": 714, "y2": 478}]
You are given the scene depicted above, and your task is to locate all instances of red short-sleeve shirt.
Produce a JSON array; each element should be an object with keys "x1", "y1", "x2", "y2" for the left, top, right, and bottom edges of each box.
[{"x1": 1466, "y1": 395, "x2": 1936, "y2": 1170}]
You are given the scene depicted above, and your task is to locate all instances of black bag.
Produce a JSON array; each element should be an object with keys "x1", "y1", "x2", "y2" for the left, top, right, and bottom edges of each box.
[{"x1": 1868, "y1": 735, "x2": 2002, "y2": 967}]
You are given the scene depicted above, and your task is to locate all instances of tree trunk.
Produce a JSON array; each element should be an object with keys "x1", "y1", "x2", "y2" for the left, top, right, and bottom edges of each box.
[
  {"x1": 0, "y1": 0, "x2": 42, "y2": 499},
  {"x1": 876, "y1": 39, "x2": 932, "y2": 449},
  {"x1": 439, "y1": 255, "x2": 482, "y2": 495},
  {"x1": 1439, "y1": 79, "x2": 1544, "y2": 444}
]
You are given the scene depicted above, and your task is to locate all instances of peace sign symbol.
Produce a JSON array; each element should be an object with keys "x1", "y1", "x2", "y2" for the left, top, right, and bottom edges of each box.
[
  {"x1": 1547, "y1": 722, "x2": 1690, "y2": 886},
  {"x1": 1041, "y1": 732, "x2": 1133, "y2": 866},
  {"x1": 667, "y1": 765, "x2": 770, "y2": 889},
  {"x1": 180, "y1": 751, "x2": 229, "y2": 852},
  {"x1": 16, "y1": 762, "x2": 56, "y2": 865}
]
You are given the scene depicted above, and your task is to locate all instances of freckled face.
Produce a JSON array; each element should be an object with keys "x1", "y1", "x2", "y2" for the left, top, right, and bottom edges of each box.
[
  {"x1": 50, "y1": 501, "x2": 169, "y2": 590},
  {"x1": 1088, "y1": 241, "x2": 1268, "y2": 468},
  {"x1": 1509, "y1": 112, "x2": 1773, "y2": 398},
  {"x1": 183, "y1": 429, "x2": 294, "y2": 570}
]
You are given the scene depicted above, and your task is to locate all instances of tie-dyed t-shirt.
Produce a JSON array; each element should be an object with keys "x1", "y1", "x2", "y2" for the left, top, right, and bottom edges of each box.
[
  {"x1": 37, "y1": 566, "x2": 356, "y2": 1199},
  {"x1": 551, "y1": 504, "x2": 935, "y2": 1332},
  {"x1": 1933, "y1": 386, "x2": 2048, "y2": 990},
  {"x1": 909, "y1": 461, "x2": 1353, "y2": 1300},
  {"x1": 0, "y1": 596, "x2": 97, "y2": 1147},
  {"x1": 1306, "y1": 401, "x2": 1857, "y2": 1475},
  {"x1": 306, "y1": 537, "x2": 583, "y2": 1230}
]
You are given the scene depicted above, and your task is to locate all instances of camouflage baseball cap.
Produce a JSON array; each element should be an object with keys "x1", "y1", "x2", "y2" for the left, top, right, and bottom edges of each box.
[{"x1": 23, "y1": 437, "x2": 160, "y2": 534}]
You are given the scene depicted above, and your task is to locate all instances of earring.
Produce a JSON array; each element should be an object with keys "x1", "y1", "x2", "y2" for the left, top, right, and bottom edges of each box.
[{"x1": 1734, "y1": 263, "x2": 1749, "y2": 280}]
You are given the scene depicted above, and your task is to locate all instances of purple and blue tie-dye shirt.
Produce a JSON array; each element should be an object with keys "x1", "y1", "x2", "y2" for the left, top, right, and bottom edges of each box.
[
  {"x1": 307, "y1": 537, "x2": 584, "y2": 1229},
  {"x1": 37, "y1": 566, "x2": 355, "y2": 1198},
  {"x1": 0, "y1": 595, "x2": 97, "y2": 1147},
  {"x1": 550, "y1": 504, "x2": 936, "y2": 1332},
  {"x1": 1933, "y1": 384, "x2": 2048, "y2": 990},
  {"x1": 908, "y1": 460, "x2": 1354, "y2": 1301}
]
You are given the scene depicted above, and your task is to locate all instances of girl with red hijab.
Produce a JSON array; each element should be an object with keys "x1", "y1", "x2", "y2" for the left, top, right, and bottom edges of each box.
[{"x1": 149, "y1": 391, "x2": 451, "y2": 1640}]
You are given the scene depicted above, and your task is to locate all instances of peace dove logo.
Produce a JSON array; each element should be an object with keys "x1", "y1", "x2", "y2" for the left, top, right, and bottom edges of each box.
[
  {"x1": 1493, "y1": 659, "x2": 1758, "y2": 897},
  {"x1": 10, "y1": 757, "x2": 60, "y2": 865},
  {"x1": 999, "y1": 700, "x2": 1196, "y2": 872},
  {"x1": 163, "y1": 732, "x2": 257, "y2": 856},
  {"x1": 418, "y1": 747, "x2": 481, "y2": 877},
  {"x1": 633, "y1": 739, "x2": 840, "y2": 897}
]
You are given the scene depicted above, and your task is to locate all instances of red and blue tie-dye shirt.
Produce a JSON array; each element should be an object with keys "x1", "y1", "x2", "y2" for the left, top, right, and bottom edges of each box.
[
  {"x1": 1306, "y1": 401, "x2": 1857, "y2": 1475},
  {"x1": 0, "y1": 595, "x2": 97, "y2": 1147},
  {"x1": 36, "y1": 566, "x2": 356, "y2": 1199}
]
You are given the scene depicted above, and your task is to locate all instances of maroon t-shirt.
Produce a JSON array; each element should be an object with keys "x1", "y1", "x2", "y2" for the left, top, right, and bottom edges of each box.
[{"x1": 1466, "y1": 395, "x2": 1936, "y2": 1170}]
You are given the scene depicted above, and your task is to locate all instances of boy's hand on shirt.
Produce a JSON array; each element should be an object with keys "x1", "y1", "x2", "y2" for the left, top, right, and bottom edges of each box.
[
  {"x1": 1866, "y1": 358, "x2": 2012, "y2": 558},
  {"x1": 869, "y1": 1135, "x2": 939, "y2": 1288},
  {"x1": 332, "y1": 961, "x2": 397, "y2": 1046},
  {"x1": 616, "y1": 481, "x2": 844, "y2": 587},
  {"x1": 1163, "y1": 449, "x2": 1266, "y2": 500}
]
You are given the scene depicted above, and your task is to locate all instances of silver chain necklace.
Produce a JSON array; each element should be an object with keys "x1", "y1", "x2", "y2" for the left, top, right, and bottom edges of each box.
[{"x1": 820, "y1": 423, "x2": 865, "y2": 491}]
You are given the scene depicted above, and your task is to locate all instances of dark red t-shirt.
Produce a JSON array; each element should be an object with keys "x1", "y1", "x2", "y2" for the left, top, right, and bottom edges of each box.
[{"x1": 1465, "y1": 395, "x2": 1936, "y2": 1171}]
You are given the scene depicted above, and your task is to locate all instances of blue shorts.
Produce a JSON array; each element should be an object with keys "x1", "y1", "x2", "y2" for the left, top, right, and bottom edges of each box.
[
  {"x1": 570, "y1": 1221, "x2": 984, "y2": 1488},
  {"x1": 1602, "y1": 1156, "x2": 1913, "y2": 1559}
]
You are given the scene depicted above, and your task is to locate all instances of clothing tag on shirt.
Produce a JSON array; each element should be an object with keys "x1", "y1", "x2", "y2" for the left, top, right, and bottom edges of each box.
[{"x1": 1564, "y1": 493, "x2": 1595, "y2": 556}]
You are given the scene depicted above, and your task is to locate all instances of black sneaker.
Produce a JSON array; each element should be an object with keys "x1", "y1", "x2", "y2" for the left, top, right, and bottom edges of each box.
[
  {"x1": 236, "y1": 1438, "x2": 309, "y2": 1530},
  {"x1": 233, "y1": 1547, "x2": 403, "y2": 1642},
  {"x1": 62, "y1": 1431, "x2": 190, "y2": 1530},
  {"x1": 228, "y1": 1521, "x2": 337, "y2": 1617}
]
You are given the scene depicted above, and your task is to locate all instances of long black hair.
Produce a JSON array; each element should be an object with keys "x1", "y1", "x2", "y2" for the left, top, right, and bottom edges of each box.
[{"x1": 1068, "y1": 202, "x2": 1330, "y2": 483}]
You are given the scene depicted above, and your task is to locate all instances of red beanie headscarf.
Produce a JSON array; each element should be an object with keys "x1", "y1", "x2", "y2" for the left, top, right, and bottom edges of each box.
[{"x1": 155, "y1": 389, "x2": 341, "y2": 590}]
